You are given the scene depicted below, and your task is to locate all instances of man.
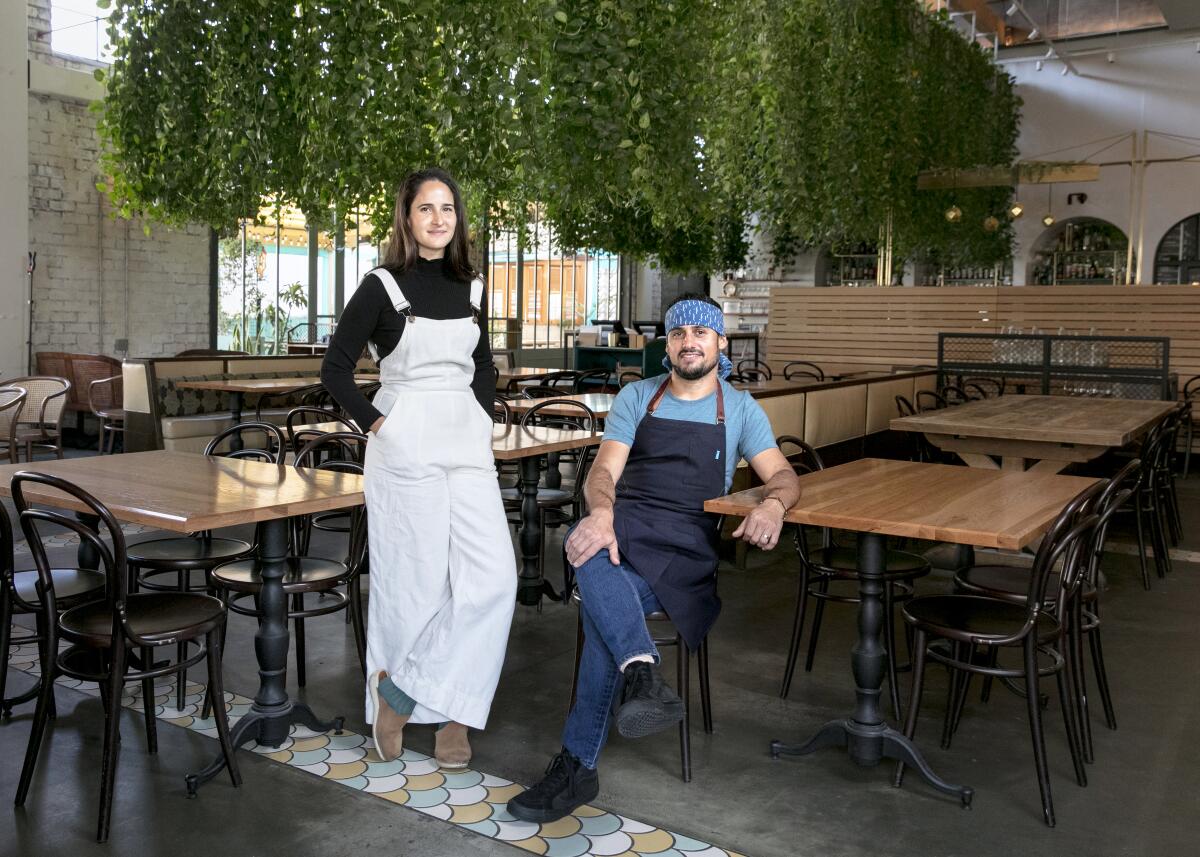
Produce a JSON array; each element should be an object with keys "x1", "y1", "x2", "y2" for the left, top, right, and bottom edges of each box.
[{"x1": 508, "y1": 293, "x2": 800, "y2": 822}]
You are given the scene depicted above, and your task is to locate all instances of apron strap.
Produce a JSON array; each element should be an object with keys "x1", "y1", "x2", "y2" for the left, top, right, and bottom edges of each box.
[
  {"x1": 646, "y1": 375, "x2": 726, "y2": 424},
  {"x1": 369, "y1": 267, "x2": 414, "y2": 318},
  {"x1": 469, "y1": 278, "x2": 484, "y2": 324}
]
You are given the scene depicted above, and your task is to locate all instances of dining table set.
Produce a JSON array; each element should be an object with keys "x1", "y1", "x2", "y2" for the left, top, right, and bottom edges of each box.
[{"x1": 1, "y1": 366, "x2": 1175, "y2": 835}]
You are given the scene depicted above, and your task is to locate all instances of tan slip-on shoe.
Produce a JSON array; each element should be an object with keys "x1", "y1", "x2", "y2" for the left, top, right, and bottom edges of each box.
[
  {"x1": 434, "y1": 722, "x2": 471, "y2": 769},
  {"x1": 369, "y1": 671, "x2": 410, "y2": 762}
]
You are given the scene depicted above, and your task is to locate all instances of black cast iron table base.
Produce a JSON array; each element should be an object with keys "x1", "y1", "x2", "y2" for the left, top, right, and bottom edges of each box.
[
  {"x1": 183, "y1": 516, "x2": 343, "y2": 794},
  {"x1": 770, "y1": 532, "x2": 973, "y2": 807}
]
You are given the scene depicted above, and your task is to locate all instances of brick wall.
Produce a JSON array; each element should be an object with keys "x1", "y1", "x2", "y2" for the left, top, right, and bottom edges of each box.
[{"x1": 26, "y1": 0, "x2": 209, "y2": 358}]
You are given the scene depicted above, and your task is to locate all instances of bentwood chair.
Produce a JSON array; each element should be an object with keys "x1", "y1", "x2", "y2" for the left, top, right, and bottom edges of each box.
[
  {"x1": 1, "y1": 502, "x2": 106, "y2": 719},
  {"x1": 12, "y1": 473, "x2": 240, "y2": 843},
  {"x1": 954, "y1": 460, "x2": 1138, "y2": 764},
  {"x1": 285, "y1": 406, "x2": 357, "y2": 454},
  {"x1": 894, "y1": 481, "x2": 1105, "y2": 827},
  {"x1": 783, "y1": 361, "x2": 825, "y2": 381},
  {"x1": 87, "y1": 375, "x2": 125, "y2": 454},
  {"x1": 618, "y1": 370, "x2": 644, "y2": 388},
  {"x1": 567, "y1": 565, "x2": 713, "y2": 783},
  {"x1": 3, "y1": 376, "x2": 70, "y2": 461},
  {"x1": 0, "y1": 386, "x2": 28, "y2": 463},
  {"x1": 775, "y1": 436, "x2": 930, "y2": 719},
  {"x1": 915, "y1": 390, "x2": 948, "y2": 412},
  {"x1": 737, "y1": 358, "x2": 773, "y2": 380}
]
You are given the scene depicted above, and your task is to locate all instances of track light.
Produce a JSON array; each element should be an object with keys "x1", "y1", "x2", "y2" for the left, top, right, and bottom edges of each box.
[
  {"x1": 1061, "y1": 65, "x2": 1069, "y2": 76},
  {"x1": 1007, "y1": 2, "x2": 1018, "y2": 16},
  {"x1": 1028, "y1": 27, "x2": 1039, "y2": 40},
  {"x1": 1036, "y1": 59, "x2": 1044, "y2": 71}
]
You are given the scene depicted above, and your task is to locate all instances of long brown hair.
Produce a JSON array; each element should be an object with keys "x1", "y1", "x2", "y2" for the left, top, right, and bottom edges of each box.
[{"x1": 382, "y1": 167, "x2": 477, "y2": 282}]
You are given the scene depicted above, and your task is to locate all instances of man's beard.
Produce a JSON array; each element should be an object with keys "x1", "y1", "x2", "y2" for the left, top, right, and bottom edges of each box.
[{"x1": 673, "y1": 352, "x2": 718, "y2": 381}]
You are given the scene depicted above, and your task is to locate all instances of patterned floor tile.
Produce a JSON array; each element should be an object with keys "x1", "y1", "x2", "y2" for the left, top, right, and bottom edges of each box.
[{"x1": 4, "y1": 630, "x2": 747, "y2": 857}]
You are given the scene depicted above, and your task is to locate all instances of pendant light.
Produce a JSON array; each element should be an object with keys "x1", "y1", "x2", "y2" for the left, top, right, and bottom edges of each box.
[
  {"x1": 944, "y1": 168, "x2": 962, "y2": 223},
  {"x1": 1009, "y1": 200, "x2": 1024, "y2": 219},
  {"x1": 1041, "y1": 185, "x2": 1056, "y2": 227},
  {"x1": 983, "y1": 215, "x2": 1000, "y2": 233}
]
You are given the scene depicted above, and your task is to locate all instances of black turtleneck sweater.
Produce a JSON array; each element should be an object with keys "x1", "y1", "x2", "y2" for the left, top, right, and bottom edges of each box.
[{"x1": 320, "y1": 257, "x2": 494, "y2": 429}]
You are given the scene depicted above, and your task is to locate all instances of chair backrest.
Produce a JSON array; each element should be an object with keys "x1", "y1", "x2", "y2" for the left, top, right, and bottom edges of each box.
[
  {"x1": 3, "y1": 376, "x2": 70, "y2": 427},
  {"x1": 573, "y1": 368, "x2": 613, "y2": 393},
  {"x1": 540, "y1": 371, "x2": 581, "y2": 389},
  {"x1": 895, "y1": 394, "x2": 917, "y2": 417},
  {"x1": 961, "y1": 382, "x2": 990, "y2": 400},
  {"x1": 915, "y1": 390, "x2": 947, "y2": 412},
  {"x1": 204, "y1": 421, "x2": 286, "y2": 462},
  {"x1": 737, "y1": 358, "x2": 773, "y2": 380},
  {"x1": 519, "y1": 399, "x2": 597, "y2": 432},
  {"x1": 12, "y1": 472, "x2": 135, "y2": 646},
  {"x1": 87, "y1": 375, "x2": 123, "y2": 413},
  {"x1": 963, "y1": 376, "x2": 1004, "y2": 397},
  {"x1": 286, "y1": 407, "x2": 356, "y2": 451},
  {"x1": 492, "y1": 396, "x2": 513, "y2": 425},
  {"x1": 494, "y1": 350, "x2": 516, "y2": 370},
  {"x1": 1183, "y1": 374, "x2": 1200, "y2": 399},
  {"x1": 775, "y1": 435, "x2": 831, "y2": 552},
  {"x1": 521, "y1": 385, "x2": 565, "y2": 399},
  {"x1": 618, "y1": 370, "x2": 643, "y2": 388},
  {"x1": 294, "y1": 431, "x2": 369, "y2": 469},
  {"x1": 783, "y1": 361, "x2": 825, "y2": 381},
  {"x1": 0, "y1": 387, "x2": 27, "y2": 439},
  {"x1": 1019, "y1": 480, "x2": 1107, "y2": 633},
  {"x1": 736, "y1": 367, "x2": 770, "y2": 382},
  {"x1": 939, "y1": 384, "x2": 976, "y2": 404}
]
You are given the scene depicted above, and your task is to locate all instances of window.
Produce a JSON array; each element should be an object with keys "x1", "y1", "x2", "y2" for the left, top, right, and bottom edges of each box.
[
  {"x1": 1154, "y1": 213, "x2": 1200, "y2": 285},
  {"x1": 217, "y1": 206, "x2": 378, "y2": 354},
  {"x1": 486, "y1": 213, "x2": 619, "y2": 350},
  {"x1": 50, "y1": 1, "x2": 113, "y2": 64}
]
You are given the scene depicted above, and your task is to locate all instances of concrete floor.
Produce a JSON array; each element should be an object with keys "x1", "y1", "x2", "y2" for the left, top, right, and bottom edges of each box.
[{"x1": 2, "y1": 463, "x2": 1199, "y2": 857}]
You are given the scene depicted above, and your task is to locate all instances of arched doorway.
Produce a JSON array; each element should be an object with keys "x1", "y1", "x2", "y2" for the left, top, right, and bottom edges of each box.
[
  {"x1": 1153, "y1": 213, "x2": 1200, "y2": 284},
  {"x1": 1028, "y1": 217, "x2": 1131, "y2": 285}
]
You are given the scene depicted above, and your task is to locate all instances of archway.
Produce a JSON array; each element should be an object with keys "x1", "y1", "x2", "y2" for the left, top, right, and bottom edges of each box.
[
  {"x1": 1028, "y1": 217, "x2": 1130, "y2": 285},
  {"x1": 1153, "y1": 213, "x2": 1200, "y2": 284}
]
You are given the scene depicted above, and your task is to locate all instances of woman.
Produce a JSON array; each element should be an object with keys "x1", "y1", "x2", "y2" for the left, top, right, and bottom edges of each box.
[{"x1": 321, "y1": 168, "x2": 516, "y2": 769}]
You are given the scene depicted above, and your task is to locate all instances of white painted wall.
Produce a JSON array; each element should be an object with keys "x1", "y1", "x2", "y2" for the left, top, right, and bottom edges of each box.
[
  {"x1": 1, "y1": 0, "x2": 30, "y2": 378},
  {"x1": 1005, "y1": 30, "x2": 1200, "y2": 284}
]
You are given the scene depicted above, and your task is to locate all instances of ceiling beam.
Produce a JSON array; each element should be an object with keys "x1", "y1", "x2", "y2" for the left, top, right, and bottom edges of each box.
[{"x1": 917, "y1": 163, "x2": 1101, "y2": 190}]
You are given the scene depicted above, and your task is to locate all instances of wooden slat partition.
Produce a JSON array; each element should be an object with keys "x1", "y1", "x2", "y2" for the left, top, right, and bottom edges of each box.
[{"x1": 768, "y1": 285, "x2": 1200, "y2": 392}]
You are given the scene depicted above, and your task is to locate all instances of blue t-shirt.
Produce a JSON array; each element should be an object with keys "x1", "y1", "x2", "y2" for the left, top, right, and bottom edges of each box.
[{"x1": 603, "y1": 376, "x2": 777, "y2": 492}]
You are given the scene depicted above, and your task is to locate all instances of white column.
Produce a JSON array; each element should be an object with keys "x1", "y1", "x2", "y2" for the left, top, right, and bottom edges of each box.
[{"x1": 0, "y1": 0, "x2": 30, "y2": 376}]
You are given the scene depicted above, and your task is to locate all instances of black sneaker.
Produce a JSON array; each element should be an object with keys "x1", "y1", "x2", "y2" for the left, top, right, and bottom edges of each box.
[
  {"x1": 507, "y1": 750, "x2": 599, "y2": 824},
  {"x1": 614, "y1": 661, "x2": 684, "y2": 738}
]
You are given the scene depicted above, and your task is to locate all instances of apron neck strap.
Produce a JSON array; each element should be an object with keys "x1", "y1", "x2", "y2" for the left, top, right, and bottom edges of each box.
[{"x1": 646, "y1": 374, "x2": 725, "y2": 424}]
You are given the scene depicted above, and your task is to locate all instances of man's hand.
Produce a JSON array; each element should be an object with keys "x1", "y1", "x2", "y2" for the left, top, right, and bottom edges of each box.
[
  {"x1": 566, "y1": 512, "x2": 620, "y2": 568},
  {"x1": 732, "y1": 497, "x2": 786, "y2": 550}
]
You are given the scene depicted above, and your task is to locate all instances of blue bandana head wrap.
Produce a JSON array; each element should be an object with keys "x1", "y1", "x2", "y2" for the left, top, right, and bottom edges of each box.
[{"x1": 660, "y1": 299, "x2": 735, "y2": 379}]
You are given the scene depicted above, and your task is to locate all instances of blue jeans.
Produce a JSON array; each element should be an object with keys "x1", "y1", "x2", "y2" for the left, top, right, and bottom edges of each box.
[{"x1": 561, "y1": 547, "x2": 663, "y2": 769}]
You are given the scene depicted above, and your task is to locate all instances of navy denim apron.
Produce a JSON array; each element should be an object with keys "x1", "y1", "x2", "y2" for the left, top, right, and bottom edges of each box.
[{"x1": 612, "y1": 375, "x2": 726, "y2": 650}]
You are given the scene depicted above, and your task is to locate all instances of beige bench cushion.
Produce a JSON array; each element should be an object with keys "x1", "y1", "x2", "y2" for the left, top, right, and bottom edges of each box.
[{"x1": 159, "y1": 408, "x2": 292, "y2": 440}]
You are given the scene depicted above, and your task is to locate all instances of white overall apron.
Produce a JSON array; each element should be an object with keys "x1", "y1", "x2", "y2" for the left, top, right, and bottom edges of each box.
[{"x1": 362, "y1": 267, "x2": 516, "y2": 729}]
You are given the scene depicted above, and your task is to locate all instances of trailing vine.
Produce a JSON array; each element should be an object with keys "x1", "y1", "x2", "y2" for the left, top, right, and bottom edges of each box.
[{"x1": 94, "y1": 0, "x2": 1020, "y2": 273}]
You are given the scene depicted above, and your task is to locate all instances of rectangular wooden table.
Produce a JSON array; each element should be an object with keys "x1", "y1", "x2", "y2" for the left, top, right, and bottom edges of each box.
[
  {"x1": 505, "y1": 393, "x2": 615, "y2": 420},
  {"x1": 891, "y1": 394, "x2": 1174, "y2": 474},
  {"x1": 176, "y1": 375, "x2": 377, "y2": 430},
  {"x1": 705, "y1": 457, "x2": 1098, "y2": 804},
  {"x1": 492, "y1": 424, "x2": 603, "y2": 604},
  {"x1": 0, "y1": 451, "x2": 365, "y2": 792},
  {"x1": 496, "y1": 366, "x2": 561, "y2": 392}
]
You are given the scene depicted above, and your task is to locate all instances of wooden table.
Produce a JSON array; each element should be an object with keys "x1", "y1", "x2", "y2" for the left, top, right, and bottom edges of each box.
[
  {"x1": 496, "y1": 366, "x2": 561, "y2": 392},
  {"x1": 0, "y1": 451, "x2": 365, "y2": 792},
  {"x1": 891, "y1": 394, "x2": 1174, "y2": 474},
  {"x1": 176, "y1": 375, "x2": 377, "y2": 449},
  {"x1": 505, "y1": 393, "x2": 615, "y2": 420},
  {"x1": 705, "y1": 457, "x2": 1098, "y2": 804},
  {"x1": 492, "y1": 424, "x2": 602, "y2": 605}
]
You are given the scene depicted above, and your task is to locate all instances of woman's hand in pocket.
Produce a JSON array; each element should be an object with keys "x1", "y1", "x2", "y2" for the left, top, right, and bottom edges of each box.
[{"x1": 370, "y1": 416, "x2": 386, "y2": 435}]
